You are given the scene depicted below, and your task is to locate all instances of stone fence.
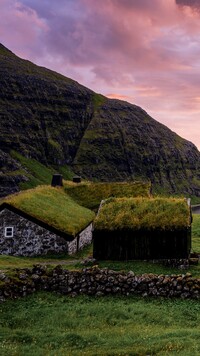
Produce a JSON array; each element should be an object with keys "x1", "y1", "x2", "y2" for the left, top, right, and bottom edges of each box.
[{"x1": 0, "y1": 265, "x2": 200, "y2": 302}]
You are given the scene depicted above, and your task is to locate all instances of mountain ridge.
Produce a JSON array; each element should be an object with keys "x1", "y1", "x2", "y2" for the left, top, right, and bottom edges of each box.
[{"x1": 0, "y1": 43, "x2": 200, "y2": 198}]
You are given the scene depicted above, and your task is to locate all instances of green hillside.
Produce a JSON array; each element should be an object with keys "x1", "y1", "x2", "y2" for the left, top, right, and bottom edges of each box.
[{"x1": 1, "y1": 43, "x2": 200, "y2": 199}]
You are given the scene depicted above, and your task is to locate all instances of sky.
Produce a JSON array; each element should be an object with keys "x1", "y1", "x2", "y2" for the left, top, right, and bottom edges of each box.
[{"x1": 1, "y1": 0, "x2": 200, "y2": 150}]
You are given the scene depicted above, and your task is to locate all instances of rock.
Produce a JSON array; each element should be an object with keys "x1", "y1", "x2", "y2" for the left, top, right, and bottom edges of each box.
[{"x1": 189, "y1": 258, "x2": 199, "y2": 265}]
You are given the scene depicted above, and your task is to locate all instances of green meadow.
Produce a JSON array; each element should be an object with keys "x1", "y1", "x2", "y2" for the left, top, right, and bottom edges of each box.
[{"x1": 0, "y1": 293, "x2": 200, "y2": 356}]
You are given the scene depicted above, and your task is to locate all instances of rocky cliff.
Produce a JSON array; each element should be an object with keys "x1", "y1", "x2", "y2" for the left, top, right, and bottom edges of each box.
[{"x1": 1, "y1": 43, "x2": 200, "y2": 197}]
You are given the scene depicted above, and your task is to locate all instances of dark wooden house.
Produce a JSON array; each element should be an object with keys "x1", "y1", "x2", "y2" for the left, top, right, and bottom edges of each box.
[{"x1": 93, "y1": 197, "x2": 192, "y2": 260}]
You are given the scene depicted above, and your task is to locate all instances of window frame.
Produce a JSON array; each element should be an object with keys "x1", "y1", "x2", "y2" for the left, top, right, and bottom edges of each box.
[{"x1": 5, "y1": 226, "x2": 14, "y2": 238}]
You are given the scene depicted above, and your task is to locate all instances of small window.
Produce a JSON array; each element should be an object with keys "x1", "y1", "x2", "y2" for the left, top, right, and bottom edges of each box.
[{"x1": 5, "y1": 227, "x2": 14, "y2": 238}]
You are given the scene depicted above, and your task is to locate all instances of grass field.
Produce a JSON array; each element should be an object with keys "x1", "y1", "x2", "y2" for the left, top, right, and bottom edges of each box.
[{"x1": 0, "y1": 293, "x2": 200, "y2": 356}]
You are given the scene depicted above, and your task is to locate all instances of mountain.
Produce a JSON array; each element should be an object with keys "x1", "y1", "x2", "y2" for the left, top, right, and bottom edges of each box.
[{"x1": 1, "y1": 43, "x2": 200, "y2": 198}]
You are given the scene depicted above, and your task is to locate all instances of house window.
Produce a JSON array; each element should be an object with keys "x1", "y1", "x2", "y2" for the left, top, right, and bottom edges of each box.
[{"x1": 5, "y1": 227, "x2": 14, "y2": 238}]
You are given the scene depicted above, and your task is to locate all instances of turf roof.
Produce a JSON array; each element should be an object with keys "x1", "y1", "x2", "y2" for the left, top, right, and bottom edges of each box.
[
  {"x1": 4, "y1": 186, "x2": 95, "y2": 236},
  {"x1": 64, "y1": 180, "x2": 151, "y2": 211},
  {"x1": 94, "y1": 197, "x2": 191, "y2": 231}
]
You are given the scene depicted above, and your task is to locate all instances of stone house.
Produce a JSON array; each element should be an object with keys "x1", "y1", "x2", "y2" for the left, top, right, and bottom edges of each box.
[{"x1": 0, "y1": 202, "x2": 93, "y2": 256}]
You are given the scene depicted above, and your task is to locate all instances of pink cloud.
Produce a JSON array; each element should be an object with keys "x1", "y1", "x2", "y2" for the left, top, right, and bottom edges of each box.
[
  {"x1": 106, "y1": 93, "x2": 133, "y2": 101},
  {"x1": 176, "y1": 0, "x2": 200, "y2": 10},
  {"x1": 0, "y1": 0, "x2": 48, "y2": 59}
]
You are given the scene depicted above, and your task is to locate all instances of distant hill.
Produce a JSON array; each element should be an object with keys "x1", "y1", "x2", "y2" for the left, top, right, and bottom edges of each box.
[{"x1": 1, "y1": 43, "x2": 200, "y2": 198}]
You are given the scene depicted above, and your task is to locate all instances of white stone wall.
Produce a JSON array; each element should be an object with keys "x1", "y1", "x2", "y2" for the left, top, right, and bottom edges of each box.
[
  {"x1": 78, "y1": 223, "x2": 93, "y2": 250},
  {"x1": 68, "y1": 237, "x2": 78, "y2": 255},
  {"x1": 68, "y1": 223, "x2": 93, "y2": 255}
]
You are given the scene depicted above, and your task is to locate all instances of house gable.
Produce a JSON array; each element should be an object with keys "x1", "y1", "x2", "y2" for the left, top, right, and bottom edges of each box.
[
  {"x1": 0, "y1": 203, "x2": 73, "y2": 240},
  {"x1": 0, "y1": 204, "x2": 93, "y2": 256}
]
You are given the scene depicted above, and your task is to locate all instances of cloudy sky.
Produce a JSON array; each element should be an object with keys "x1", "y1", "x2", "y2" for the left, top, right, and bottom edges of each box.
[{"x1": 1, "y1": 0, "x2": 200, "y2": 149}]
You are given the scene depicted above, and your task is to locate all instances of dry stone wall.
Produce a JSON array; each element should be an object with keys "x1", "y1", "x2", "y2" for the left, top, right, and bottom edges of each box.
[{"x1": 0, "y1": 265, "x2": 200, "y2": 302}]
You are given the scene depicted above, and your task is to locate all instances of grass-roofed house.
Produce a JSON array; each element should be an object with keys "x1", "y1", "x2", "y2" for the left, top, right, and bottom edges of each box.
[
  {"x1": 0, "y1": 186, "x2": 95, "y2": 256},
  {"x1": 64, "y1": 181, "x2": 151, "y2": 212},
  {"x1": 93, "y1": 197, "x2": 192, "y2": 260}
]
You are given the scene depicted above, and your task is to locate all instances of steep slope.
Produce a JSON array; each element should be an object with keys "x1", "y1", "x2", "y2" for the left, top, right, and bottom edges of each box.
[
  {"x1": 0, "y1": 43, "x2": 200, "y2": 197},
  {"x1": 73, "y1": 99, "x2": 200, "y2": 196},
  {"x1": 0, "y1": 44, "x2": 95, "y2": 165}
]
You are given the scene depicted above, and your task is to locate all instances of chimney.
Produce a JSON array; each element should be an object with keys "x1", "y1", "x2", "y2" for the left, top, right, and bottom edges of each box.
[
  {"x1": 51, "y1": 174, "x2": 63, "y2": 187},
  {"x1": 73, "y1": 175, "x2": 82, "y2": 183}
]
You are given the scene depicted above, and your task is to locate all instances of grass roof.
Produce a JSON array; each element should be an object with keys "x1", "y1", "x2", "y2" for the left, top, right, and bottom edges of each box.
[
  {"x1": 94, "y1": 197, "x2": 191, "y2": 231},
  {"x1": 4, "y1": 186, "x2": 95, "y2": 236},
  {"x1": 64, "y1": 181, "x2": 151, "y2": 211}
]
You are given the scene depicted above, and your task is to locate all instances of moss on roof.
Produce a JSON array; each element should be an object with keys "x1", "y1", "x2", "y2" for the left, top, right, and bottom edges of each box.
[
  {"x1": 94, "y1": 197, "x2": 191, "y2": 231},
  {"x1": 4, "y1": 186, "x2": 95, "y2": 236},
  {"x1": 64, "y1": 181, "x2": 151, "y2": 211}
]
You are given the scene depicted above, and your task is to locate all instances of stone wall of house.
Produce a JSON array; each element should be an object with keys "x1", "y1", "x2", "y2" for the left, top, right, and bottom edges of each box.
[
  {"x1": 78, "y1": 223, "x2": 93, "y2": 250},
  {"x1": 0, "y1": 266, "x2": 200, "y2": 302},
  {"x1": 0, "y1": 208, "x2": 69, "y2": 256},
  {"x1": 0, "y1": 209, "x2": 65, "y2": 256},
  {"x1": 0, "y1": 209, "x2": 93, "y2": 256},
  {"x1": 67, "y1": 223, "x2": 93, "y2": 255},
  {"x1": 68, "y1": 238, "x2": 77, "y2": 255}
]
